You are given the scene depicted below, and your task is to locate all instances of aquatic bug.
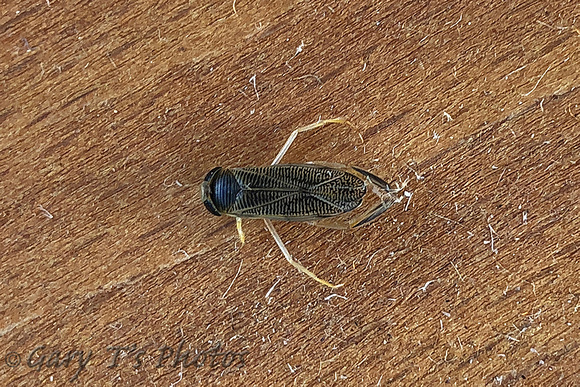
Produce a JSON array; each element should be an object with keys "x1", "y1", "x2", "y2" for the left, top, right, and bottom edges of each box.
[{"x1": 201, "y1": 118, "x2": 405, "y2": 288}]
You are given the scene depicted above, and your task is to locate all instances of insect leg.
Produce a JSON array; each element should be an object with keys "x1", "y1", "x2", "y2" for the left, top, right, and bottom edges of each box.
[
  {"x1": 350, "y1": 202, "x2": 393, "y2": 228},
  {"x1": 307, "y1": 218, "x2": 351, "y2": 229},
  {"x1": 236, "y1": 217, "x2": 245, "y2": 245},
  {"x1": 271, "y1": 118, "x2": 351, "y2": 165},
  {"x1": 351, "y1": 166, "x2": 390, "y2": 190},
  {"x1": 263, "y1": 219, "x2": 343, "y2": 288},
  {"x1": 308, "y1": 202, "x2": 394, "y2": 229},
  {"x1": 350, "y1": 168, "x2": 408, "y2": 228}
]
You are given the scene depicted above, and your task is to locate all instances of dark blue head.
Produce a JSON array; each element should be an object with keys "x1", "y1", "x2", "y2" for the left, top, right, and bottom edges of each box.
[{"x1": 201, "y1": 167, "x2": 241, "y2": 216}]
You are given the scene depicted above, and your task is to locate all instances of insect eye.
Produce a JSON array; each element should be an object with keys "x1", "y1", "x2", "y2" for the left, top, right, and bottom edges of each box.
[
  {"x1": 201, "y1": 181, "x2": 221, "y2": 216},
  {"x1": 204, "y1": 166, "x2": 222, "y2": 182},
  {"x1": 201, "y1": 170, "x2": 223, "y2": 216},
  {"x1": 203, "y1": 198, "x2": 222, "y2": 216}
]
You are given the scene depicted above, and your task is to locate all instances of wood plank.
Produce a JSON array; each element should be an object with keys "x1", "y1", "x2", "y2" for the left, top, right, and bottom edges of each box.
[{"x1": 1, "y1": 0, "x2": 579, "y2": 384}]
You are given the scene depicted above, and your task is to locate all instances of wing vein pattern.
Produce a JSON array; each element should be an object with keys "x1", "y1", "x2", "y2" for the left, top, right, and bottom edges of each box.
[{"x1": 228, "y1": 164, "x2": 366, "y2": 221}]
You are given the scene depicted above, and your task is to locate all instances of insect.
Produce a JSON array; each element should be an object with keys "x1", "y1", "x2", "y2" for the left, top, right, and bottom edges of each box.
[{"x1": 201, "y1": 118, "x2": 405, "y2": 288}]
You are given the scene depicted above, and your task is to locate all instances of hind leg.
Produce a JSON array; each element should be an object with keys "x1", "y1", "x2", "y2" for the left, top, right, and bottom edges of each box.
[
  {"x1": 272, "y1": 118, "x2": 352, "y2": 165},
  {"x1": 264, "y1": 219, "x2": 343, "y2": 288},
  {"x1": 309, "y1": 202, "x2": 394, "y2": 229}
]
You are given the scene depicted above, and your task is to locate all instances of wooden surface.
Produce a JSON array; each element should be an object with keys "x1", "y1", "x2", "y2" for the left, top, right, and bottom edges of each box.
[{"x1": 1, "y1": 0, "x2": 579, "y2": 385}]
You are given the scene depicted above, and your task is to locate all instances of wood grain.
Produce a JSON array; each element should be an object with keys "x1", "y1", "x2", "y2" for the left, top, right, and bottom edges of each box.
[{"x1": 1, "y1": 0, "x2": 579, "y2": 385}]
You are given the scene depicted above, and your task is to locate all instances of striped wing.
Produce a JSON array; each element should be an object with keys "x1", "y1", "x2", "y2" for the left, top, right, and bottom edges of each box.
[{"x1": 227, "y1": 164, "x2": 366, "y2": 221}]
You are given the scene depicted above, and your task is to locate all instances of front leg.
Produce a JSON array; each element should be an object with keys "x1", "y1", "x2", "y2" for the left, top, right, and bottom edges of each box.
[{"x1": 236, "y1": 217, "x2": 245, "y2": 245}]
